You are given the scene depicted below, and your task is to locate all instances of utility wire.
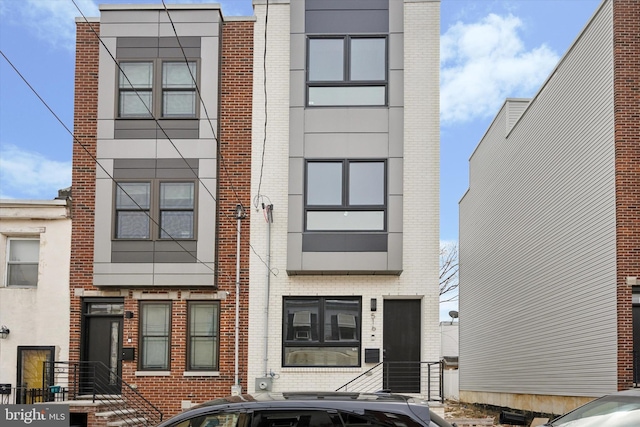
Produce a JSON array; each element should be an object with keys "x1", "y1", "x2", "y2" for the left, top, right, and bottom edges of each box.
[
  {"x1": 255, "y1": 0, "x2": 269, "y2": 208},
  {"x1": 71, "y1": 0, "x2": 277, "y2": 277},
  {"x1": 0, "y1": 48, "x2": 217, "y2": 274}
]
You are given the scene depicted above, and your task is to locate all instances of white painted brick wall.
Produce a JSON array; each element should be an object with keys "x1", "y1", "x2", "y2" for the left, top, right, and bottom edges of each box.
[{"x1": 248, "y1": 0, "x2": 440, "y2": 395}]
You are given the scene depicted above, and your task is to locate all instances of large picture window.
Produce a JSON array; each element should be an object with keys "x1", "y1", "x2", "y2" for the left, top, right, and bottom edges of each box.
[
  {"x1": 283, "y1": 297, "x2": 361, "y2": 367},
  {"x1": 187, "y1": 302, "x2": 220, "y2": 371},
  {"x1": 306, "y1": 160, "x2": 385, "y2": 231},
  {"x1": 6, "y1": 238, "x2": 39, "y2": 287},
  {"x1": 307, "y1": 36, "x2": 386, "y2": 106},
  {"x1": 118, "y1": 60, "x2": 197, "y2": 118},
  {"x1": 140, "y1": 302, "x2": 171, "y2": 371},
  {"x1": 115, "y1": 181, "x2": 195, "y2": 240}
]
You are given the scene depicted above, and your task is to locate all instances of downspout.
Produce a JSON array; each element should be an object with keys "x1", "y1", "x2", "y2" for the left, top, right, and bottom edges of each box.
[
  {"x1": 263, "y1": 204, "x2": 273, "y2": 376},
  {"x1": 233, "y1": 204, "x2": 245, "y2": 395}
]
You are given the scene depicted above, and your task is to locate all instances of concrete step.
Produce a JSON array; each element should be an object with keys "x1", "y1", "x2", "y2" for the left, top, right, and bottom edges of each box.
[{"x1": 96, "y1": 408, "x2": 136, "y2": 418}]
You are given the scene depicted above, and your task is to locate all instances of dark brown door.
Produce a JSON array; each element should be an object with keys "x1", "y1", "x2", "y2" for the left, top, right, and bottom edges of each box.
[{"x1": 383, "y1": 299, "x2": 421, "y2": 393}]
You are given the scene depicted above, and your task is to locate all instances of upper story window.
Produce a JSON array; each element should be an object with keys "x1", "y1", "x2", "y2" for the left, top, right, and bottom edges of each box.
[
  {"x1": 6, "y1": 238, "x2": 39, "y2": 287},
  {"x1": 307, "y1": 36, "x2": 387, "y2": 106},
  {"x1": 305, "y1": 160, "x2": 386, "y2": 231},
  {"x1": 115, "y1": 181, "x2": 195, "y2": 240},
  {"x1": 118, "y1": 61, "x2": 197, "y2": 118}
]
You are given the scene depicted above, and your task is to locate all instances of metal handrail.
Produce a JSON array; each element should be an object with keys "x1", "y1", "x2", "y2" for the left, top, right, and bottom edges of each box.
[
  {"x1": 335, "y1": 360, "x2": 444, "y2": 401},
  {"x1": 42, "y1": 361, "x2": 163, "y2": 425}
]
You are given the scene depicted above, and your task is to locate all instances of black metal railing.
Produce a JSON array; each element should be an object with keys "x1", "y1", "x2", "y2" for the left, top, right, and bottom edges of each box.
[
  {"x1": 34, "y1": 361, "x2": 164, "y2": 426},
  {"x1": 634, "y1": 351, "x2": 639, "y2": 386},
  {"x1": 335, "y1": 361, "x2": 444, "y2": 401}
]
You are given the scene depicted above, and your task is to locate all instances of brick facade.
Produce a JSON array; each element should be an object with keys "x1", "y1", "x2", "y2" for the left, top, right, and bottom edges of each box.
[
  {"x1": 614, "y1": 0, "x2": 640, "y2": 391},
  {"x1": 70, "y1": 20, "x2": 99, "y2": 363},
  {"x1": 71, "y1": 16, "x2": 253, "y2": 420}
]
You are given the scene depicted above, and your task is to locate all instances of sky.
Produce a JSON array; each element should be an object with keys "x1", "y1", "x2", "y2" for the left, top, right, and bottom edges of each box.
[{"x1": 0, "y1": 0, "x2": 603, "y2": 319}]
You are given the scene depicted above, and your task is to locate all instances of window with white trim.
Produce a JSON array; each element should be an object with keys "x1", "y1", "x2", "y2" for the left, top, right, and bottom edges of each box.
[
  {"x1": 6, "y1": 238, "x2": 39, "y2": 287},
  {"x1": 305, "y1": 160, "x2": 386, "y2": 231},
  {"x1": 307, "y1": 36, "x2": 387, "y2": 106}
]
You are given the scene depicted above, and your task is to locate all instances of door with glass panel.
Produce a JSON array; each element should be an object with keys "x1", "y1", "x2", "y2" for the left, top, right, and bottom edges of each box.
[
  {"x1": 16, "y1": 346, "x2": 54, "y2": 403},
  {"x1": 81, "y1": 299, "x2": 124, "y2": 395}
]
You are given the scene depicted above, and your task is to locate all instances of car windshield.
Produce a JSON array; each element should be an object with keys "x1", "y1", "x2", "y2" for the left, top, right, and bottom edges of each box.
[{"x1": 547, "y1": 395, "x2": 640, "y2": 427}]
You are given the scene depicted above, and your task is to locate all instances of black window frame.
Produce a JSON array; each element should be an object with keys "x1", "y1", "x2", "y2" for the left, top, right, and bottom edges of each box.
[
  {"x1": 282, "y1": 296, "x2": 362, "y2": 368},
  {"x1": 186, "y1": 301, "x2": 220, "y2": 371},
  {"x1": 139, "y1": 301, "x2": 172, "y2": 371},
  {"x1": 306, "y1": 35, "x2": 388, "y2": 107},
  {"x1": 304, "y1": 159, "x2": 387, "y2": 232},
  {"x1": 117, "y1": 59, "x2": 199, "y2": 119},
  {"x1": 114, "y1": 179, "x2": 197, "y2": 241}
]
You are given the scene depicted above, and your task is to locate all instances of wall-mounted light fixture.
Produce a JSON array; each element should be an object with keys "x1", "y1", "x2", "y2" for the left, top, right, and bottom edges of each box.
[{"x1": 0, "y1": 326, "x2": 10, "y2": 339}]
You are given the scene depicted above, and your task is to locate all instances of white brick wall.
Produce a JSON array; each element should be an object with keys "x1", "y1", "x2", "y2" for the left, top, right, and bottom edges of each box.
[{"x1": 248, "y1": 0, "x2": 440, "y2": 395}]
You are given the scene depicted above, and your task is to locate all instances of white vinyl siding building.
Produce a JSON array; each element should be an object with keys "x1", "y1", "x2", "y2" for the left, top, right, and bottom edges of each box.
[{"x1": 459, "y1": 0, "x2": 620, "y2": 414}]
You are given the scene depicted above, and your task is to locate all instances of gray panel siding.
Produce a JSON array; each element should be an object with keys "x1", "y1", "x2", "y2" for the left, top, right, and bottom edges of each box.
[
  {"x1": 114, "y1": 120, "x2": 199, "y2": 140},
  {"x1": 305, "y1": 0, "x2": 388, "y2": 34},
  {"x1": 459, "y1": 1, "x2": 617, "y2": 397},
  {"x1": 287, "y1": 0, "x2": 402, "y2": 273},
  {"x1": 302, "y1": 233, "x2": 387, "y2": 252}
]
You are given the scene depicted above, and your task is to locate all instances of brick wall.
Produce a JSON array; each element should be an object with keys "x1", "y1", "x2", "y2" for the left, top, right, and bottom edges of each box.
[
  {"x1": 70, "y1": 20, "x2": 100, "y2": 363},
  {"x1": 614, "y1": 0, "x2": 640, "y2": 391},
  {"x1": 70, "y1": 17, "x2": 253, "y2": 418}
]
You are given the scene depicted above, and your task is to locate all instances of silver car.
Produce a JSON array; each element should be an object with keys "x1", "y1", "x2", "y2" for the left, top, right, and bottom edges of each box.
[{"x1": 543, "y1": 388, "x2": 640, "y2": 427}]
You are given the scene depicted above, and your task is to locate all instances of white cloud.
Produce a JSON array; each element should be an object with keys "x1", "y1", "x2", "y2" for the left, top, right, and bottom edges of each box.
[
  {"x1": 441, "y1": 13, "x2": 560, "y2": 125},
  {"x1": 0, "y1": 0, "x2": 99, "y2": 52},
  {"x1": 0, "y1": 144, "x2": 71, "y2": 200}
]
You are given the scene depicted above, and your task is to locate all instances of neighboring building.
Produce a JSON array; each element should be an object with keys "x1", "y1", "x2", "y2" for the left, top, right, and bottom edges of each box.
[
  {"x1": 247, "y1": 0, "x2": 441, "y2": 395},
  {"x1": 0, "y1": 197, "x2": 71, "y2": 404},
  {"x1": 459, "y1": 0, "x2": 639, "y2": 415},
  {"x1": 70, "y1": 3, "x2": 253, "y2": 420}
]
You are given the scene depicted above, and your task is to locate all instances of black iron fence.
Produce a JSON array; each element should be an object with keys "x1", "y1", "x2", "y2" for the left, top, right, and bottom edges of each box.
[
  {"x1": 0, "y1": 361, "x2": 163, "y2": 426},
  {"x1": 635, "y1": 351, "x2": 639, "y2": 386},
  {"x1": 335, "y1": 361, "x2": 444, "y2": 401}
]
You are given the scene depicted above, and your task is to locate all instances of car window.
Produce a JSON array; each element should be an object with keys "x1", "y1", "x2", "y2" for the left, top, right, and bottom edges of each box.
[
  {"x1": 252, "y1": 410, "x2": 341, "y2": 427},
  {"x1": 174, "y1": 412, "x2": 243, "y2": 427},
  {"x1": 341, "y1": 410, "x2": 427, "y2": 427}
]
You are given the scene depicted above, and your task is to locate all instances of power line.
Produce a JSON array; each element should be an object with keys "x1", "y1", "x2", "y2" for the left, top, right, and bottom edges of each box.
[
  {"x1": 0, "y1": 48, "x2": 217, "y2": 274},
  {"x1": 71, "y1": 0, "x2": 277, "y2": 277}
]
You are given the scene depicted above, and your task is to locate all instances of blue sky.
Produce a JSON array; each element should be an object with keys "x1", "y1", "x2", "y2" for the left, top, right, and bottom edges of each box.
[{"x1": 0, "y1": 0, "x2": 602, "y2": 317}]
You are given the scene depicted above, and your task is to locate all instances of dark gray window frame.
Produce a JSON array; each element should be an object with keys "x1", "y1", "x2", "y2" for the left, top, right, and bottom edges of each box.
[
  {"x1": 304, "y1": 159, "x2": 387, "y2": 232},
  {"x1": 282, "y1": 296, "x2": 362, "y2": 368},
  {"x1": 117, "y1": 58, "x2": 200, "y2": 119},
  {"x1": 139, "y1": 301, "x2": 172, "y2": 371},
  {"x1": 306, "y1": 35, "x2": 388, "y2": 107},
  {"x1": 186, "y1": 301, "x2": 220, "y2": 371},
  {"x1": 114, "y1": 179, "x2": 197, "y2": 241}
]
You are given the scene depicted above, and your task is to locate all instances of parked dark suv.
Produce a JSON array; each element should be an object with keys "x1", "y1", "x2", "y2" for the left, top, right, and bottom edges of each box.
[{"x1": 155, "y1": 391, "x2": 453, "y2": 427}]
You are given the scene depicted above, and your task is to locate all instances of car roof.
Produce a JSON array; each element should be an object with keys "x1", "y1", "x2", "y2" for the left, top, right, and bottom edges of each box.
[{"x1": 158, "y1": 392, "x2": 433, "y2": 427}]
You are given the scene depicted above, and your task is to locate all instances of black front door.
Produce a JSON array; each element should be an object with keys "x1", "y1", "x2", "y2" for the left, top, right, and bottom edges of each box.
[
  {"x1": 383, "y1": 299, "x2": 421, "y2": 393},
  {"x1": 81, "y1": 299, "x2": 124, "y2": 395}
]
